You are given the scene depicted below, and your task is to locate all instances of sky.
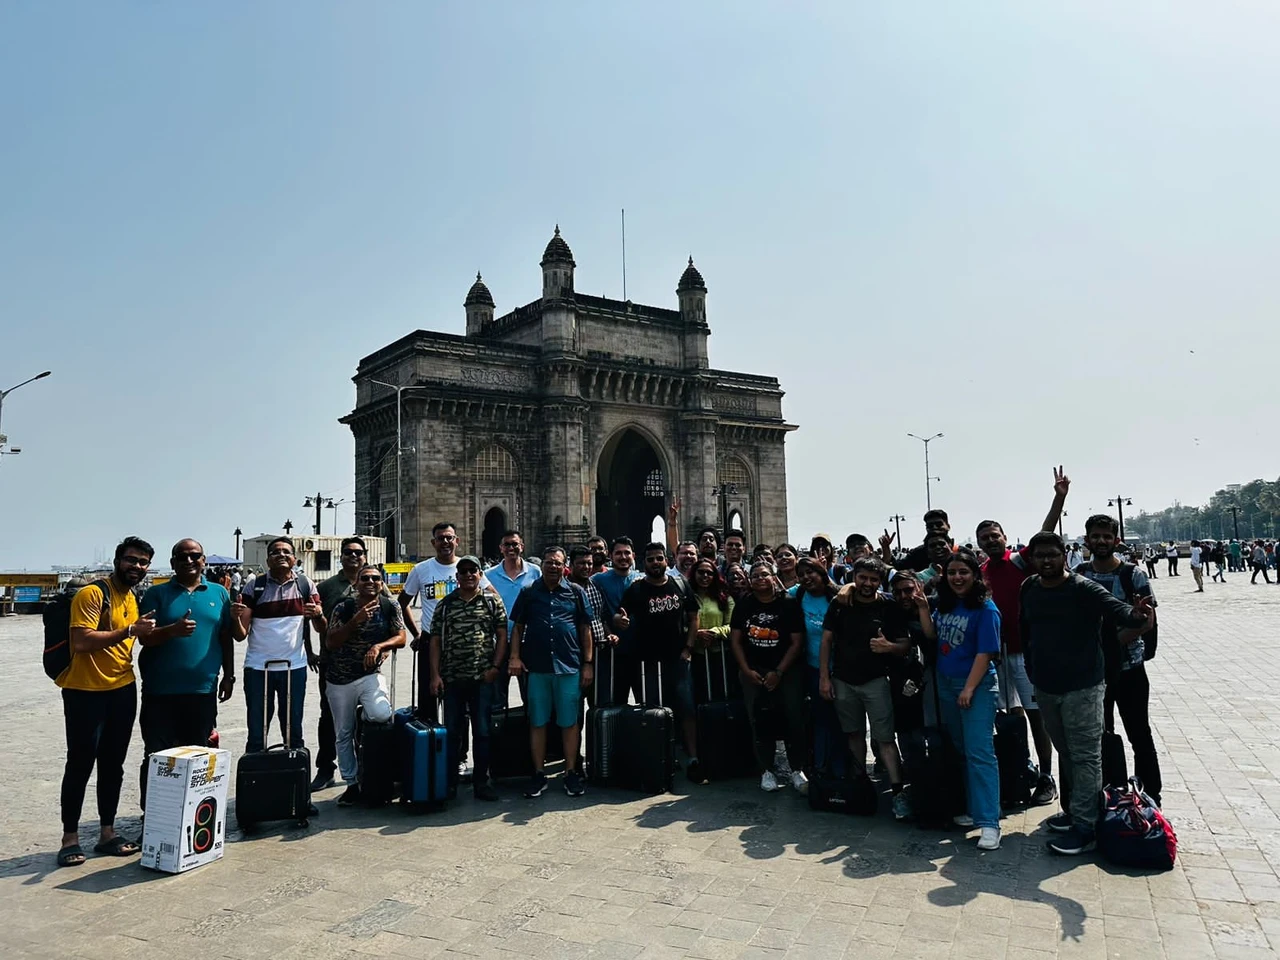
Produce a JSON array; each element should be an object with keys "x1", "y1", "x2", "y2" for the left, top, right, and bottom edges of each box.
[{"x1": 2, "y1": 1, "x2": 1278, "y2": 569}]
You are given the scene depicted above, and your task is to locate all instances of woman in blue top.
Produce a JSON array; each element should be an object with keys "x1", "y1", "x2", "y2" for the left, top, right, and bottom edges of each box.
[
  {"x1": 789, "y1": 557, "x2": 844, "y2": 775},
  {"x1": 926, "y1": 549, "x2": 1002, "y2": 851}
]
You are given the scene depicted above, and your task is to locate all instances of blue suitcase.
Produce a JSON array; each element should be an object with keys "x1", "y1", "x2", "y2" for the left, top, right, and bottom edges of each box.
[{"x1": 400, "y1": 650, "x2": 449, "y2": 805}]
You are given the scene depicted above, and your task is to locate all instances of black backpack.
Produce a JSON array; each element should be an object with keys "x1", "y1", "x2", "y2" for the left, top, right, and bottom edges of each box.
[
  {"x1": 42, "y1": 580, "x2": 112, "y2": 683},
  {"x1": 1116, "y1": 563, "x2": 1157, "y2": 661}
]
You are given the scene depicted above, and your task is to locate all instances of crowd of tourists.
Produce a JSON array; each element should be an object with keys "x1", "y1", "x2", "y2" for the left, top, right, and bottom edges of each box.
[{"x1": 50, "y1": 466, "x2": 1170, "y2": 868}]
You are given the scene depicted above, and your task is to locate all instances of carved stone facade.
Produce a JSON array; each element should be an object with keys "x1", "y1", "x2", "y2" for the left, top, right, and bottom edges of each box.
[{"x1": 342, "y1": 228, "x2": 796, "y2": 561}]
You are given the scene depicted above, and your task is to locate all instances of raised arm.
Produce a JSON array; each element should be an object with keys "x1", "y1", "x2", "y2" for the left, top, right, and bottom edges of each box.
[{"x1": 1040, "y1": 466, "x2": 1070, "y2": 533}]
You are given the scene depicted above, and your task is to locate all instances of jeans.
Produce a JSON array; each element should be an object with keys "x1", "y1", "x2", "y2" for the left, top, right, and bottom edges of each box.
[
  {"x1": 61, "y1": 684, "x2": 137, "y2": 834},
  {"x1": 244, "y1": 666, "x2": 307, "y2": 754},
  {"x1": 740, "y1": 667, "x2": 805, "y2": 774},
  {"x1": 138, "y1": 691, "x2": 217, "y2": 809},
  {"x1": 936, "y1": 671, "x2": 1000, "y2": 829},
  {"x1": 443, "y1": 677, "x2": 494, "y2": 787},
  {"x1": 1105, "y1": 665, "x2": 1162, "y2": 803},
  {"x1": 315, "y1": 671, "x2": 337, "y2": 777},
  {"x1": 1037, "y1": 682, "x2": 1105, "y2": 832},
  {"x1": 806, "y1": 666, "x2": 847, "y2": 777},
  {"x1": 325, "y1": 672, "x2": 392, "y2": 782}
]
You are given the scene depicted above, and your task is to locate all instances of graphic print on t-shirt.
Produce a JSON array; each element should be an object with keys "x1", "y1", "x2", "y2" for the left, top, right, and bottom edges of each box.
[{"x1": 935, "y1": 610, "x2": 969, "y2": 659}]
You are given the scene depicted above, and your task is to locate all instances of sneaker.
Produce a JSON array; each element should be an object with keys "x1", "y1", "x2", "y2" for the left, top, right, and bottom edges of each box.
[
  {"x1": 564, "y1": 770, "x2": 586, "y2": 797},
  {"x1": 760, "y1": 770, "x2": 780, "y2": 792},
  {"x1": 337, "y1": 785, "x2": 360, "y2": 806},
  {"x1": 791, "y1": 771, "x2": 809, "y2": 795},
  {"x1": 524, "y1": 772, "x2": 549, "y2": 799},
  {"x1": 977, "y1": 827, "x2": 1001, "y2": 851},
  {"x1": 686, "y1": 759, "x2": 708, "y2": 785},
  {"x1": 1046, "y1": 811, "x2": 1073, "y2": 832},
  {"x1": 310, "y1": 771, "x2": 336, "y2": 791},
  {"x1": 1030, "y1": 773, "x2": 1058, "y2": 807},
  {"x1": 458, "y1": 761, "x2": 473, "y2": 785},
  {"x1": 1047, "y1": 826, "x2": 1095, "y2": 856},
  {"x1": 473, "y1": 780, "x2": 499, "y2": 802},
  {"x1": 892, "y1": 792, "x2": 912, "y2": 822},
  {"x1": 953, "y1": 814, "x2": 974, "y2": 828}
]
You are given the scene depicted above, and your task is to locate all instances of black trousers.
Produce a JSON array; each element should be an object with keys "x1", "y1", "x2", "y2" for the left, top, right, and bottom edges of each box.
[
  {"x1": 1104, "y1": 665, "x2": 1162, "y2": 804},
  {"x1": 1167, "y1": 557, "x2": 1178, "y2": 575},
  {"x1": 61, "y1": 684, "x2": 137, "y2": 834},
  {"x1": 138, "y1": 691, "x2": 218, "y2": 809},
  {"x1": 316, "y1": 672, "x2": 337, "y2": 777}
]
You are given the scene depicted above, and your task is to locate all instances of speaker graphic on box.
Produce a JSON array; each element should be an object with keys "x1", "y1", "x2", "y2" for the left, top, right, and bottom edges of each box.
[{"x1": 189, "y1": 796, "x2": 219, "y2": 855}]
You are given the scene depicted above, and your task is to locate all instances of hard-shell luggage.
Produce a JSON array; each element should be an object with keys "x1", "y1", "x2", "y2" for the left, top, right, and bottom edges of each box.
[
  {"x1": 489, "y1": 703, "x2": 563, "y2": 780},
  {"x1": 994, "y1": 647, "x2": 1037, "y2": 809},
  {"x1": 808, "y1": 769, "x2": 879, "y2": 815},
  {"x1": 586, "y1": 646, "x2": 633, "y2": 786},
  {"x1": 612, "y1": 661, "x2": 674, "y2": 794},
  {"x1": 399, "y1": 649, "x2": 449, "y2": 805},
  {"x1": 694, "y1": 647, "x2": 756, "y2": 781},
  {"x1": 905, "y1": 667, "x2": 965, "y2": 828},
  {"x1": 357, "y1": 650, "x2": 398, "y2": 805},
  {"x1": 235, "y1": 659, "x2": 311, "y2": 831}
]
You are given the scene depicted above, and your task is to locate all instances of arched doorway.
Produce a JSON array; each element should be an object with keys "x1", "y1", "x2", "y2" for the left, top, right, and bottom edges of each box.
[
  {"x1": 482, "y1": 506, "x2": 506, "y2": 564},
  {"x1": 596, "y1": 428, "x2": 667, "y2": 548}
]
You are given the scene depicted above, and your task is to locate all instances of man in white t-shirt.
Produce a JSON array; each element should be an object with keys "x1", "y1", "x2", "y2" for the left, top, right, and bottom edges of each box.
[
  {"x1": 1189, "y1": 540, "x2": 1204, "y2": 592},
  {"x1": 400, "y1": 522, "x2": 492, "y2": 708},
  {"x1": 1067, "y1": 544, "x2": 1085, "y2": 570},
  {"x1": 231, "y1": 537, "x2": 324, "y2": 765}
]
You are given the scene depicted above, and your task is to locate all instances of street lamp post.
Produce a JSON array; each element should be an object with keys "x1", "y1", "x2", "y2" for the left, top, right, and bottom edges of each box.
[
  {"x1": 327, "y1": 498, "x2": 348, "y2": 535},
  {"x1": 234, "y1": 527, "x2": 243, "y2": 561},
  {"x1": 1227, "y1": 505, "x2": 1241, "y2": 540},
  {"x1": 0, "y1": 370, "x2": 52, "y2": 460},
  {"x1": 370, "y1": 379, "x2": 408, "y2": 561},
  {"x1": 907, "y1": 432, "x2": 943, "y2": 510},
  {"x1": 1108, "y1": 496, "x2": 1134, "y2": 543},
  {"x1": 888, "y1": 514, "x2": 905, "y2": 548}
]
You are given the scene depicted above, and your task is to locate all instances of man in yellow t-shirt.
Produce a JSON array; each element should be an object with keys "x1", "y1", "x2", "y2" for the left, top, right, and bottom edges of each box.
[{"x1": 57, "y1": 536, "x2": 158, "y2": 868}]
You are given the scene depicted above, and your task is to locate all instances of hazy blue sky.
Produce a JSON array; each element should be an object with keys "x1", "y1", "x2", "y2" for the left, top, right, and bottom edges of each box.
[{"x1": 3, "y1": 2, "x2": 1278, "y2": 569}]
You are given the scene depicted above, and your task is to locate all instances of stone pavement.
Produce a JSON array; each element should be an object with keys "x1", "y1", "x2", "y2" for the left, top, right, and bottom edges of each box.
[{"x1": 2, "y1": 574, "x2": 1279, "y2": 959}]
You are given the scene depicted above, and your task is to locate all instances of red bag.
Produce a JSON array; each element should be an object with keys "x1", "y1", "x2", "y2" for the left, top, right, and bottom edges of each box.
[{"x1": 1097, "y1": 777, "x2": 1176, "y2": 871}]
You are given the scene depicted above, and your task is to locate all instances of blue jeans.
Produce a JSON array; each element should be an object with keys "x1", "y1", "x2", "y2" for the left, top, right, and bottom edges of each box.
[
  {"x1": 806, "y1": 666, "x2": 847, "y2": 777},
  {"x1": 443, "y1": 677, "x2": 494, "y2": 786},
  {"x1": 244, "y1": 666, "x2": 307, "y2": 754},
  {"x1": 936, "y1": 670, "x2": 999, "y2": 828}
]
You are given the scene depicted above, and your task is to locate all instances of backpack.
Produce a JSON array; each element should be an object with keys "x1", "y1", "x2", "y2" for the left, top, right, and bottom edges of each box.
[
  {"x1": 251, "y1": 572, "x2": 314, "y2": 606},
  {"x1": 42, "y1": 580, "x2": 112, "y2": 683},
  {"x1": 1116, "y1": 563, "x2": 1158, "y2": 661}
]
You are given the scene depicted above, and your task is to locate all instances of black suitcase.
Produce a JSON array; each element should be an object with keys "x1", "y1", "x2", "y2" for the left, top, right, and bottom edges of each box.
[
  {"x1": 357, "y1": 650, "x2": 399, "y2": 805},
  {"x1": 905, "y1": 672, "x2": 965, "y2": 827},
  {"x1": 489, "y1": 702, "x2": 563, "y2": 781},
  {"x1": 994, "y1": 656, "x2": 1036, "y2": 809},
  {"x1": 808, "y1": 769, "x2": 879, "y2": 815},
  {"x1": 236, "y1": 658, "x2": 312, "y2": 831},
  {"x1": 586, "y1": 647, "x2": 635, "y2": 786},
  {"x1": 612, "y1": 662, "x2": 674, "y2": 794},
  {"x1": 1102, "y1": 731, "x2": 1128, "y2": 788},
  {"x1": 694, "y1": 647, "x2": 756, "y2": 781}
]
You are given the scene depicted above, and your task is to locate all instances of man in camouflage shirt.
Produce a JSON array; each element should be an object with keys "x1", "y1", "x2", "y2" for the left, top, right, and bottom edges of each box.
[{"x1": 429, "y1": 555, "x2": 507, "y2": 800}]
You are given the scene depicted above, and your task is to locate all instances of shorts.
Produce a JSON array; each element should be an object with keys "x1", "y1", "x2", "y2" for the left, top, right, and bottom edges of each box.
[
  {"x1": 527, "y1": 671, "x2": 581, "y2": 729},
  {"x1": 831, "y1": 676, "x2": 895, "y2": 743},
  {"x1": 995, "y1": 653, "x2": 1037, "y2": 711}
]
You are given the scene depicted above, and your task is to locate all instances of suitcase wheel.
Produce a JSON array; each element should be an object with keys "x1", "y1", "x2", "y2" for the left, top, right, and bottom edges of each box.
[{"x1": 296, "y1": 818, "x2": 309, "y2": 828}]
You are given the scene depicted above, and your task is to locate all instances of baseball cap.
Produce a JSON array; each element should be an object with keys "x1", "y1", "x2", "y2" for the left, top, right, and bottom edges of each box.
[
  {"x1": 456, "y1": 555, "x2": 482, "y2": 571},
  {"x1": 810, "y1": 532, "x2": 834, "y2": 547}
]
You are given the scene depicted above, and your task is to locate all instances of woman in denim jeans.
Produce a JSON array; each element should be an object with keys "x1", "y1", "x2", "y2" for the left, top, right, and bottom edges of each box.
[{"x1": 925, "y1": 549, "x2": 1003, "y2": 850}]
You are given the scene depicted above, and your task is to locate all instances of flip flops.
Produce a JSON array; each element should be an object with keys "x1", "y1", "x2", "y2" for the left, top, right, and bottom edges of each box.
[
  {"x1": 57, "y1": 844, "x2": 86, "y2": 867},
  {"x1": 93, "y1": 836, "x2": 140, "y2": 857}
]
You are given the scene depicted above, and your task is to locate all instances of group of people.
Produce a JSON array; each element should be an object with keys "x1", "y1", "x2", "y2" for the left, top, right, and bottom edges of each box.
[
  {"x1": 1142, "y1": 538, "x2": 1277, "y2": 586},
  {"x1": 50, "y1": 466, "x2": 1166, "y2": 868}
]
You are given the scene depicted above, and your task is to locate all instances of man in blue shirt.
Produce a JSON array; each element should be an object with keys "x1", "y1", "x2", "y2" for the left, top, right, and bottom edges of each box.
[
  {"x1": 591, "y1": 536, "x2": 642, "y2": 703},
  {"x1": 136, "y1": 539, "x2": 234, "y2": 811},
  {"x1": 510, "y1": 546, "x2": 594, "y2": 799},
  {"x1": 484, "y1": 529, "x2": 540, "y2": 707}
]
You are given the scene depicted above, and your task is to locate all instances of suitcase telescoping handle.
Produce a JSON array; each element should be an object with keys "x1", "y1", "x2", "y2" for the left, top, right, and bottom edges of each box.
[
  {"x1": 640, "y1": 658, "x2": 663, "y2": 708},
  {"x1": 263, "y1": 657, "x2": 293, "y2": 751},
  {"x1": 410, "y1": 636, "x2": 444, "y2": 724}
]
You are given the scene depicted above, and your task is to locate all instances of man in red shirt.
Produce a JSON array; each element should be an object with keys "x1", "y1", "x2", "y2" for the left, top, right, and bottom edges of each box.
[{"x1": 975, "y1": 466, "x2": 1071, "y2": 807}]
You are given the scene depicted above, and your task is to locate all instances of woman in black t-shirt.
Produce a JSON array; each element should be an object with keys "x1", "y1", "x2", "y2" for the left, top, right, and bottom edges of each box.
[{"x1": 729, "y1": 559, "x2": 807, "y2": 793}]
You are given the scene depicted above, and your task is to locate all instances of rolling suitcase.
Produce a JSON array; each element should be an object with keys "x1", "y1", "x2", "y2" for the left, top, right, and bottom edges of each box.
[
  {"x1": 489, "y1": 699, "x2": 563, "y2": 780},
  {"x1": 235, "y1": 658, "x2": 312, "y2": 831},
  {"x1": 1102, "y1": 701, "x2": 1129, "y2": 788},
  {"x1": 357, "y1": 650, "x2": 399, "y2": 806},
  {"x1": 399, "y1": 649, "x2": 449, "y2": 805},
  {"x1": 694, "y1": 647, "x2": 756, "y2": 781},
  {"x1": 613, "y1": 661, "x2": 674, "y2": 794},
  {"x1": 808, "y1": 768, "x2": 879, "y2": 815},
  {"x1": 905, "y1": 667, "x2": 966, "y2": 828},
  {"x1": 586, "y1": 646, "x2": 635, "y2": 786},
  {"x1": 993, "y1": 645, "x2": 1037, "y2": 809}
]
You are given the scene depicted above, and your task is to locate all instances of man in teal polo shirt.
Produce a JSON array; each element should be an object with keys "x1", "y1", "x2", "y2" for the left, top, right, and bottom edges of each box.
[{"x1": 136, "y1": 539, "x2": 235, "y2": 810}]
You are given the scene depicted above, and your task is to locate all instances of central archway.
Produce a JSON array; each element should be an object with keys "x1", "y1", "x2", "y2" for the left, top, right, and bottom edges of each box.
[{"x1": 596, "y1": 427, "x2": 668, "y2": 549}]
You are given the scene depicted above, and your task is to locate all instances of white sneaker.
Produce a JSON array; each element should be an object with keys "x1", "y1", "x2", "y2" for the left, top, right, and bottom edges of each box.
[
  {"x1": 791, "y1": 771, "x2": 809, "y2": 795},
  {"x1": 978, "y1": 827, "x2": 1001, "y2": 851},
  {"x1": 760, "y1": 770, "x2": 780, "y2": 792},
  {"x1": 953, "y1": 814, "x2": 975, "y2": 827}
]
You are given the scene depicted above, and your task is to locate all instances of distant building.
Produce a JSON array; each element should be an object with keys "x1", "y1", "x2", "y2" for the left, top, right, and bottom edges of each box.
[{"x1": 342, "y1": 227, "x2": 796, "y2": 560}]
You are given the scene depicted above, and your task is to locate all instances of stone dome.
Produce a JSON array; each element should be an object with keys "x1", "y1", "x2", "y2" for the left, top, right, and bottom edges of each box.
[
  {"x1": 541, "y1": 225, "x2": 575, "y2": 266},
  {"x1": 677, "y1": 256, "x2": 706, "y2": 292},
  {"x1": 464, "y1": 272, "x2": 494, "y2": 307}
]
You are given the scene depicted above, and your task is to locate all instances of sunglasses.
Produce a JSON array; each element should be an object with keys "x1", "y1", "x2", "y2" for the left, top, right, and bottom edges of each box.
[
  {"x1": 173, "y1": 552, "x2": 204, "y2": 562},
  {"x1": 358, "y1": 575, "x2": 382, "y2": 582},
  {"x1": 457, "y1": 567, "x2": 480, "y2": 576},
  {"x1": 121, "y1": 556, "x2": 151, "y2": 567},
  {"x1": 342, "y1": 549, "x2": 365, "y2": 557}
]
